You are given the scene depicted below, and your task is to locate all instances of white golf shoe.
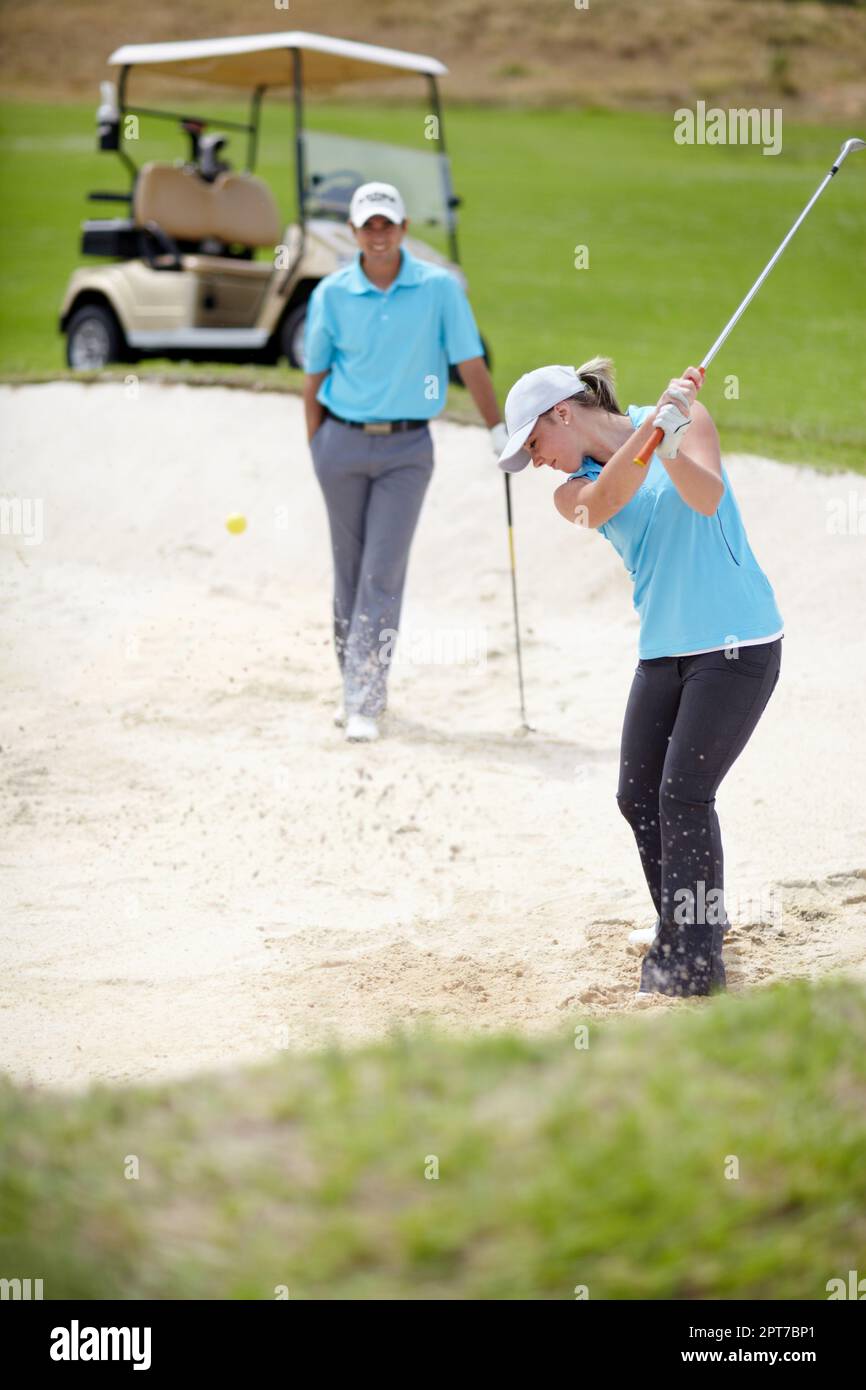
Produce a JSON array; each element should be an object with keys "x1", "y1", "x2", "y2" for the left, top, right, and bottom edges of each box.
[
  {"x1": 335, "y1": 700, "x2": 386, "y2": 729},
  {"x1": 345, "y1": 714, "x2": 379, "y2": 742},
  {"x1": 628, "y1": 916, "x2": 661, "y2": 946}
]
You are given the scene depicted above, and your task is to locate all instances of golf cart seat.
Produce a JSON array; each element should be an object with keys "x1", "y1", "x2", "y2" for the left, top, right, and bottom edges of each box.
[{"x1": 133, "y1": 162, "x2": 282, "y2": 265}]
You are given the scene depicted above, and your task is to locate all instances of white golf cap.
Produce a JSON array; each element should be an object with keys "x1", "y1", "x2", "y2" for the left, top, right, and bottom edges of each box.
[
  {"x1": 349, "y1": 181, "x2": 406, "y2": 228},
  {"x1": 498, "y1": 364, "x2": 588, "y2": 472}
]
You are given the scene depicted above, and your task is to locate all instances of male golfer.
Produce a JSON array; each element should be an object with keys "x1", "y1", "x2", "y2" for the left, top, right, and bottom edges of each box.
[{"x1": 303, "y1": 181, "x2": 506, "y2": 742}]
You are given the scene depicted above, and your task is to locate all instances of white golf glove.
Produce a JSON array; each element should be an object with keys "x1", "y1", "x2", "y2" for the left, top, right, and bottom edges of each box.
[
  {"x1": 490, "y1": 422, "x2": 509, "y2": 459},
  {"x1": 654, "y1": 386, "x2": 693, "y2": 459}
]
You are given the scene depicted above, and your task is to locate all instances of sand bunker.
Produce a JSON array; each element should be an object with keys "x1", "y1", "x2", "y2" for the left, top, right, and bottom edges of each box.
[{"x1": 2, "y1": 381, "x2": 864, "y2": 1090}]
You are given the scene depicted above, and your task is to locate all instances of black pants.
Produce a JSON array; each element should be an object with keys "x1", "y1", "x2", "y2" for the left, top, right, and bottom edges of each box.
[{"x1": 616, "y1": 637, "x2": 782, "y2": 996}]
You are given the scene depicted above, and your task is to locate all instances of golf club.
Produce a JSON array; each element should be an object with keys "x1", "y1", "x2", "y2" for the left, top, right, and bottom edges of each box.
[
  {"x1": 504, "y1": 472, "x2": 534, "y2": 732},
  {"x1": 634, "y1": 136, "x2": 865, "y2": 466}
]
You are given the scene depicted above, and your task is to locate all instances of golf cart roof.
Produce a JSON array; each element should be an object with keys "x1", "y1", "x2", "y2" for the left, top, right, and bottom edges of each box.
[{"x1": 108, "y1": 31, "x2": 448, "y2": 88}]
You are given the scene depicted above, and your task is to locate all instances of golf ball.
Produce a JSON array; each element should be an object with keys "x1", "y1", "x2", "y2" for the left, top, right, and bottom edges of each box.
[{"x1": 226, "y1": 514, "x2": 247, "y2": 535}]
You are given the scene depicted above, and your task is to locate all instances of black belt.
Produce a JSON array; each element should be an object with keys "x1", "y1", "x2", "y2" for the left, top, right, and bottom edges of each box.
[{"x1": 324, "y1": 407, "x2": 428, "y2": 435}]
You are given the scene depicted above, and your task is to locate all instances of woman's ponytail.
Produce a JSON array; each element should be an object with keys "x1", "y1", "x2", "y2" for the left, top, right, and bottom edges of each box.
[{"x1": 573, "y1": 355, "x2": 623, "y2": 415}]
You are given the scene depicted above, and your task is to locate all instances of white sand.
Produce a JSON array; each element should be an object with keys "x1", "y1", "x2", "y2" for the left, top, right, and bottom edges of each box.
[{"x1": 2, "y1": 381, "x2": 865, "y2": 1092}]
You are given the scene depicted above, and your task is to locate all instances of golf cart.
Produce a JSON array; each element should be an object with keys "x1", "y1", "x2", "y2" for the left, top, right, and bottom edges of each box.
[{"x1": 59, "y1": 31, "x2": 488, "y2": 375}]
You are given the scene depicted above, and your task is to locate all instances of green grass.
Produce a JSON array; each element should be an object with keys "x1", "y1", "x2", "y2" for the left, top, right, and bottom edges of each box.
[
  {"x1": 1, "y1": 101, "x2": 864, "y2": 470},
  {"x1": 2, "y1": 976, "x2": 866, "y2": 1299}
]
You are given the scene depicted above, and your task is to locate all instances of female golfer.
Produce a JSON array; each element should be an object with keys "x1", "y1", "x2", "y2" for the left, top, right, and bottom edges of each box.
[{"x1": 497, "y1": 359, "x2": 783, "y2": 997}]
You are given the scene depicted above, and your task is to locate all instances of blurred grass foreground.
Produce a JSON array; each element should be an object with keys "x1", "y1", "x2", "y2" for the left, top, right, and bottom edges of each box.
[{"x1": 2, "y1": 975, "x2": 865, "y2": 1300}]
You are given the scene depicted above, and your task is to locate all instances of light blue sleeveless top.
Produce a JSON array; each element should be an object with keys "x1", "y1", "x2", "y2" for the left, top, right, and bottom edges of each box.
[{"x1": 568, "y1": 404, "x2": 784, "y2": 659}]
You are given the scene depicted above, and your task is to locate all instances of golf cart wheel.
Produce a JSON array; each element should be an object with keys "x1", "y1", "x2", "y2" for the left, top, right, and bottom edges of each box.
[
  {"x1": 280, "y1": 302, "x2": 309, "y2": 370},
  {"x1": 66, "y1": 303, "x2": 124, "y2": 370}
]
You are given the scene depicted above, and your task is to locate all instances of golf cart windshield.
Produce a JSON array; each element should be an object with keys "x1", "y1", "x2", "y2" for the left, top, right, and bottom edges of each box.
[{"x1": 304, "y1": 130, "x2": 451, "y2": 228}]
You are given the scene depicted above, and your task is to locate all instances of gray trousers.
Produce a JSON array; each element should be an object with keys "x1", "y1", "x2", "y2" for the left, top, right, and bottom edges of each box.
[{"x1": 310, "y1": 415, "x2": 434, "y2": 719}]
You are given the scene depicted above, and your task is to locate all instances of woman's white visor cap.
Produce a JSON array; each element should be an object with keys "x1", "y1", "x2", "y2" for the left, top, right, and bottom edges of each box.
[{"x1": 498, "y1": 365, "x2": 588, "y2": 472}]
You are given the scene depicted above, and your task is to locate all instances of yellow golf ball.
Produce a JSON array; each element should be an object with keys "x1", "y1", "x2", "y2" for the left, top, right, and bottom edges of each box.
[{"x1": 226, "y1": 513, "x2": 247, "y2": 535}]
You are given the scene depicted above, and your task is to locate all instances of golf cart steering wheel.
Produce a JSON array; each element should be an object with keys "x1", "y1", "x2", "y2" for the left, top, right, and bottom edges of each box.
[{"x1": 309, "y1": 170, "x2": 369, "y2": 219}]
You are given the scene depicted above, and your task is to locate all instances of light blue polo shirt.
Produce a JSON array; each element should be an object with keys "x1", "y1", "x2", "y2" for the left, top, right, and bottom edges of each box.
[
  {"x1": 568, "y1": 404, "x2": 785, "y2": 659},
  {"x1": 303, "y1": 248, "x2": 484, "y2": 422}
]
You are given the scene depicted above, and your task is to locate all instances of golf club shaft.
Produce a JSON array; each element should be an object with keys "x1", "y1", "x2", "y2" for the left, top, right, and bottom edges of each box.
[
  {"x1": 504, "y1": 473, "x2": 529, "y2": 728},
  {"x1": 633, "y1": 139, "x2": 863, "y2": 466}
]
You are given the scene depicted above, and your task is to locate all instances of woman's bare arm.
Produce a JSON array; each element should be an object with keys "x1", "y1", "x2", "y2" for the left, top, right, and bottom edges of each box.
[
  {"x1": 659, "y1": 401, "x2": 725, "y2": 516},
  {"x1": 553, "y1": 412, "x2": 661, "y2": 528}
]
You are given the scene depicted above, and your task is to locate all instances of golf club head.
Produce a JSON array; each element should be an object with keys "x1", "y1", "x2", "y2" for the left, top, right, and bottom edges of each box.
[{"x1": 834, "y1": 137, "x2": 866, "y2": 170}]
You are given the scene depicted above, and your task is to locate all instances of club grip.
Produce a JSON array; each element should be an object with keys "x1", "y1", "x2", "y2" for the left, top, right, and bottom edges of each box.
[
  {"x1": 634, "y1": 366, "x2": 706, "y2": 466},
  {"x1": 634, "y1": 428, "x2": 663, "y2": 468}
]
